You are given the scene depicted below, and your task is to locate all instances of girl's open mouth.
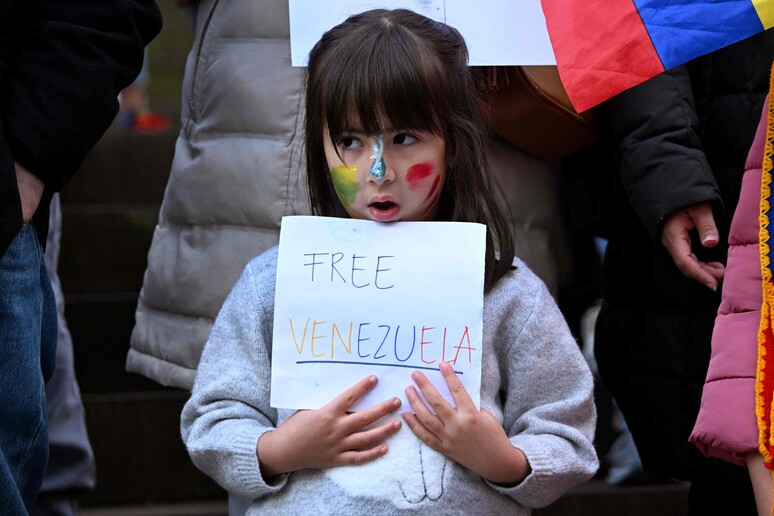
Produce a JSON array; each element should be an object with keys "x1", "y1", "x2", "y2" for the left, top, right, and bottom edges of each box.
[{"x1": 368, "y1": 200, "x2": 400, "y2": 222}]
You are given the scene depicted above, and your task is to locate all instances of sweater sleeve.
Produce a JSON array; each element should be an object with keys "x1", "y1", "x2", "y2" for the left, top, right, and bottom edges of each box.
[
  {"x1": 594, "y1": 65, "x2": 722, "y2": 244},
  {"x1": 180, "y1": 250, "x2": 289, "y2": 500},
  {"x1": 486, "y1": 270, "x2": 598, "y2": 508},
  {"x1": 4, "y1": 0, "x2": 162, "y2": 190}
]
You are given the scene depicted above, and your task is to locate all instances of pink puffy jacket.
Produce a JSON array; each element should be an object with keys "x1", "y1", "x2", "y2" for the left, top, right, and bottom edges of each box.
[{"x1": 690, "y1": 96, "x2": 769, "y2": 467}]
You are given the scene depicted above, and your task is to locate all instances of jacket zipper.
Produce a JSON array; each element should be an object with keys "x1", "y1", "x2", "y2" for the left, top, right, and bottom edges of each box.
[{"x1": 183, "y1": 0, "x2": 221, "y2": 139}]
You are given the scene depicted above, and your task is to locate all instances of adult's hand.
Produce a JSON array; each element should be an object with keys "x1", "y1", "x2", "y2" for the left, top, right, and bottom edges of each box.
[
  {"x1": 661, "y1": 202, "x2": 725, "y2": 291},
  {"x1": 15, "y1": 161, "x2": 44, "y2": 223}
]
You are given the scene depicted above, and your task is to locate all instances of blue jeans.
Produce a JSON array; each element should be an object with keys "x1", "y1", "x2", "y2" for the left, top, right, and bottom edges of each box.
[{"x1": 0, "y1": 223, "x2": 57, "y2": 514}]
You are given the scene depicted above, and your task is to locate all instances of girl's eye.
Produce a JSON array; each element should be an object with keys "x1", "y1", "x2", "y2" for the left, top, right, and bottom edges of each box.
[
  {"x1": 394, "y1": 133, "x2": 417, "y2": 145},
  {"x1": 338, "y1": 136, "x2": 362, "y2": 150}
]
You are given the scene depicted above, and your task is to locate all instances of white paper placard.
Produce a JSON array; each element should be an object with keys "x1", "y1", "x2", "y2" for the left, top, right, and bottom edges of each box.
[
  {"x1": 270, "y1": 216, "x2": 486, "y2": 412},
  {"x1": 288, "y1": 0, "x2": 556, "y2": 66}
]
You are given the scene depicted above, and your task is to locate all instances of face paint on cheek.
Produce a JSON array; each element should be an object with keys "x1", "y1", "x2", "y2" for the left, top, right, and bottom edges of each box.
[
  {"x1": 422, "y1": 175, "x2": 441, "y2": 203},
  {"x1": 420, "y1": 174, "x2": 443, "y2": 218},
  {"x1": 421, "y1": 188, "x2": 441, "y2": 216},
  {"x1": 405, "y1": 161, "x2": 435, "y2": 189},
  {"x1": 330, "y1": 165, "x2": 360, "y2": 206},
  {"x1": 370, "y1": 134, "x2": 386, "y2": 179}
]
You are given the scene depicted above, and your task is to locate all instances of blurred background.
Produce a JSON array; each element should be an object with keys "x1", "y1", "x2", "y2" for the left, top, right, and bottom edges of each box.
[{"x1": 58, "y1": 2, "x2": 223, "y2": 510}]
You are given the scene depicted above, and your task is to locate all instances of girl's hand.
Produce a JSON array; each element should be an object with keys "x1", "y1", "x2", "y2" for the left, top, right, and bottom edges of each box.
[
  {"x1": 258, "y1": 375, "x2": 402, "y2": 478},
  {"x1": 403, "y1": 361, "x2": 531, "y2": 485}
]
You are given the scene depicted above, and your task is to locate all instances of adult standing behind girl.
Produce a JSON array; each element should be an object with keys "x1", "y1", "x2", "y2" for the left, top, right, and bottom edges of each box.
[{"x1": 181, "y1": 9, "x2": 598, "y2": 514}]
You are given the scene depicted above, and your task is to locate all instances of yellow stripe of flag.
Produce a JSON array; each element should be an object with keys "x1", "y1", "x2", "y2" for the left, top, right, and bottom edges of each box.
[{"x1": 753, "y1": 0, "x2": 774, "y2": 29}]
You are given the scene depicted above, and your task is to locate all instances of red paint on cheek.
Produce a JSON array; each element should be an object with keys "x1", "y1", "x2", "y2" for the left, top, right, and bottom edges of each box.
[
  {"x1": 423, "y1": 174, "x2": 441, "y2": 203},
  {"x1": 421, "y1": 195, "x2": 439, "y2": 217},
  {"x1": 406, "y1": 161, "x2": 435, "y2": 189}
]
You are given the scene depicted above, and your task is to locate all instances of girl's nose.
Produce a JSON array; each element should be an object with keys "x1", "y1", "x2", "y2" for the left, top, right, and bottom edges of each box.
[
  {"x1": 367, "y1": 134, "x2": 395, "y2": 184},
  {"x1": 367, "y1": 156, "x2": 396, "y2": 184}
]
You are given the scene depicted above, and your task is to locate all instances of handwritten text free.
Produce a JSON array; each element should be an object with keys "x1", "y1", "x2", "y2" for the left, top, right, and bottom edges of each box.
[{"x1": 304, "y1": 252, "x2": 395, "y2": 289}]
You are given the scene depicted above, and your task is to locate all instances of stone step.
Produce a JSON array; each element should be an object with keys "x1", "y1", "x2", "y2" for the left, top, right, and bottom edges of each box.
[
  {"x1": 535, "y1": 480, "x2": 688, "y2": 516},
  {"x1": 66, "y1": 299, "x2": 155, "y2": 393},
  {"x1": 59, "y1": 125, "x2": 176, "y2": 298},
  {"x1": 80, "y1": 480, "x2": 689, "y2": 515},
  {"x1": 82, "y1": 501, "x2": 227, "y2": 516},
  {"x1": 65, "y1": 298, "x2": 224, "y2": 505},
  {"x1": 80, "y1": 390, "x2": 224, "y2": 507}
]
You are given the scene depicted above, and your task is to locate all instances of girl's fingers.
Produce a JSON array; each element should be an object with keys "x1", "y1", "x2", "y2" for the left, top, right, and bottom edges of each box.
[
  {"x1": 329, "y1": 375, "x2": 379, "y2": 412},
  {"x1": 402, "y1": 411, "x2": 443, "y2": 449},
  {"x1": 405, "y1": 385, "x2": 444, "y2": 435},
  {"x1": 345, "y1": 397, "x2": 402, "y2": 432},
  {"x1": 410, "y1": 369, "x2": 455, "y2": 420},
  {"x1": 438, "y1": 361, "x2": 475, "y2": 411},
  {"x1": 342, "y1": 417, "x2": 402, "y2": 451},
  {"x1": 336, "y1": 444, "x2": 390, "y2": 466}
]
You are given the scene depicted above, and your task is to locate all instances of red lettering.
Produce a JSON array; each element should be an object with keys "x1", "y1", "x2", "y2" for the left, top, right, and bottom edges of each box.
[
  {"x1": 451, "y1": 326, "x2": 475, "y2": 364},
  {"x1": 420, "y1": 326, "x2": 436, "y2": 364}
]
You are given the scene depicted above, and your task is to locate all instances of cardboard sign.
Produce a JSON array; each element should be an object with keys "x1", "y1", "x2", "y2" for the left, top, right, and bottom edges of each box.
[
  {"x1": 288, "y1": 0, "x2": 556, "y2": 66},
  {"x1": 270, "y1": 216, "x2": 485, "y2": 411}
]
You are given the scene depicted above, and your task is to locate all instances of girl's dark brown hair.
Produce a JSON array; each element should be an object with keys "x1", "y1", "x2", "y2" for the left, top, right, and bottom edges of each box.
[{"x1": 304, "y1": 8, "x2": 514, "y2": 291}]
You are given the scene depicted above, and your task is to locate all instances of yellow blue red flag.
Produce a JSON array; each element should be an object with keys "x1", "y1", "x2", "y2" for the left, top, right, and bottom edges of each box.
[{"x1": 541, "y1": 0, "x2": 774, "y2": 112}]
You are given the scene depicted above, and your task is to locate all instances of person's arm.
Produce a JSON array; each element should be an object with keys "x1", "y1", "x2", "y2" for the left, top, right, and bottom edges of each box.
[
  {"x1": 181, "y1": 251, "x2": 401, "y2": 500},
  {"x1": 494, "y1": 273, "x2": 598, "y2": 507},
  {"x1": 595, "y1": 66, "x2": 725, "y2": 288},
  {"x1": 402, "y1": 268, "x2": 598, "y2": 507},
  {"x1": 4, "y1": 0, "x2": 162, "y2": 193}
]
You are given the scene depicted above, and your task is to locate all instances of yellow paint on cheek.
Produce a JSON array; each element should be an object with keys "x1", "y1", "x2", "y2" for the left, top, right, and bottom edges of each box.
[{"x1": 330, "y1": 165, "x2": 359, "y2": 206}]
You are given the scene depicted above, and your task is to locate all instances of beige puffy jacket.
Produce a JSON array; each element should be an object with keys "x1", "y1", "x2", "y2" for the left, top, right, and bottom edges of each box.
[{"x1": 127, "y1": 0, "x2": 558, "y2": 389}]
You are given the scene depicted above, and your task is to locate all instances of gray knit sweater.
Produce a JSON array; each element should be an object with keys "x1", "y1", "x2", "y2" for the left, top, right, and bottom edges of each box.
[{"x1": 181, "y1": 246, "x2": 598, "y2": 514}]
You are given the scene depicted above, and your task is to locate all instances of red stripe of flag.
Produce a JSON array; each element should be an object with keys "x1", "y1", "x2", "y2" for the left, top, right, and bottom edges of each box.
[{"x1": 541, "y1": 0, "x2": 666, "y2": 112}]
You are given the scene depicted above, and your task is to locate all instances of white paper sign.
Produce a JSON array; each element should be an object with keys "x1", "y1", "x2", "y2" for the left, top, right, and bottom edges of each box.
[
  {"x1": 288, "y1": 0, "x2": 556, "y2": 66},
  {"x1": 270, "y1": 216, "x2": 486, "y2": 412}
]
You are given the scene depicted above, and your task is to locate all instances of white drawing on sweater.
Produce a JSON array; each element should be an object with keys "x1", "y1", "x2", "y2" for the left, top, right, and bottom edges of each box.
[
  {"x1": 398, "y1": 440, "x2": 447, "y2": 503},
  {"x1": 322, "y1": 341, "x2": 499, "y2": 508},
  {"x1": 323, "y1": 418, "x2": 448, "y2": 509}
]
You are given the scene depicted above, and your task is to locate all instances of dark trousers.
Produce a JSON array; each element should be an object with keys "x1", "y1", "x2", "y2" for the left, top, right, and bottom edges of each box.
[{"x1": 0, "y1": 223, "x2": 57, "y2": 514}]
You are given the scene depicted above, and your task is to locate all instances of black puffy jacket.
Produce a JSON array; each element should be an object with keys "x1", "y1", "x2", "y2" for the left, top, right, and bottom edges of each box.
[{"x1": 0, "y1": 0, "x2": 162, "y2": 258}]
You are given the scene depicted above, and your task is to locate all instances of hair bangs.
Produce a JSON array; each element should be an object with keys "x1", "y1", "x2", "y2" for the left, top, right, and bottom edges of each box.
[{"x1": 323, "y1": 22, "x2": 446, "y2": 140}]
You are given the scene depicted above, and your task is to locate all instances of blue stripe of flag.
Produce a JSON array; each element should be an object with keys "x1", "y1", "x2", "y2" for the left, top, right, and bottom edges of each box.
[{"x1": 634, "y1": 0, "x2": 764, "y2": 69}]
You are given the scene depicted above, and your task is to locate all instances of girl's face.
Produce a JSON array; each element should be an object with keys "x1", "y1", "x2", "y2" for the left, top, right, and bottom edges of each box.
[{"x1": 324, "y1": 124, "x2": 447, "y2": 222}]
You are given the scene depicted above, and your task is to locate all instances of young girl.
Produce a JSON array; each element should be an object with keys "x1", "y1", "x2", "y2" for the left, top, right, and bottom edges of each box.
[{"x1": 181, "y1": 9, "x2": 598, "y2": 514}]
